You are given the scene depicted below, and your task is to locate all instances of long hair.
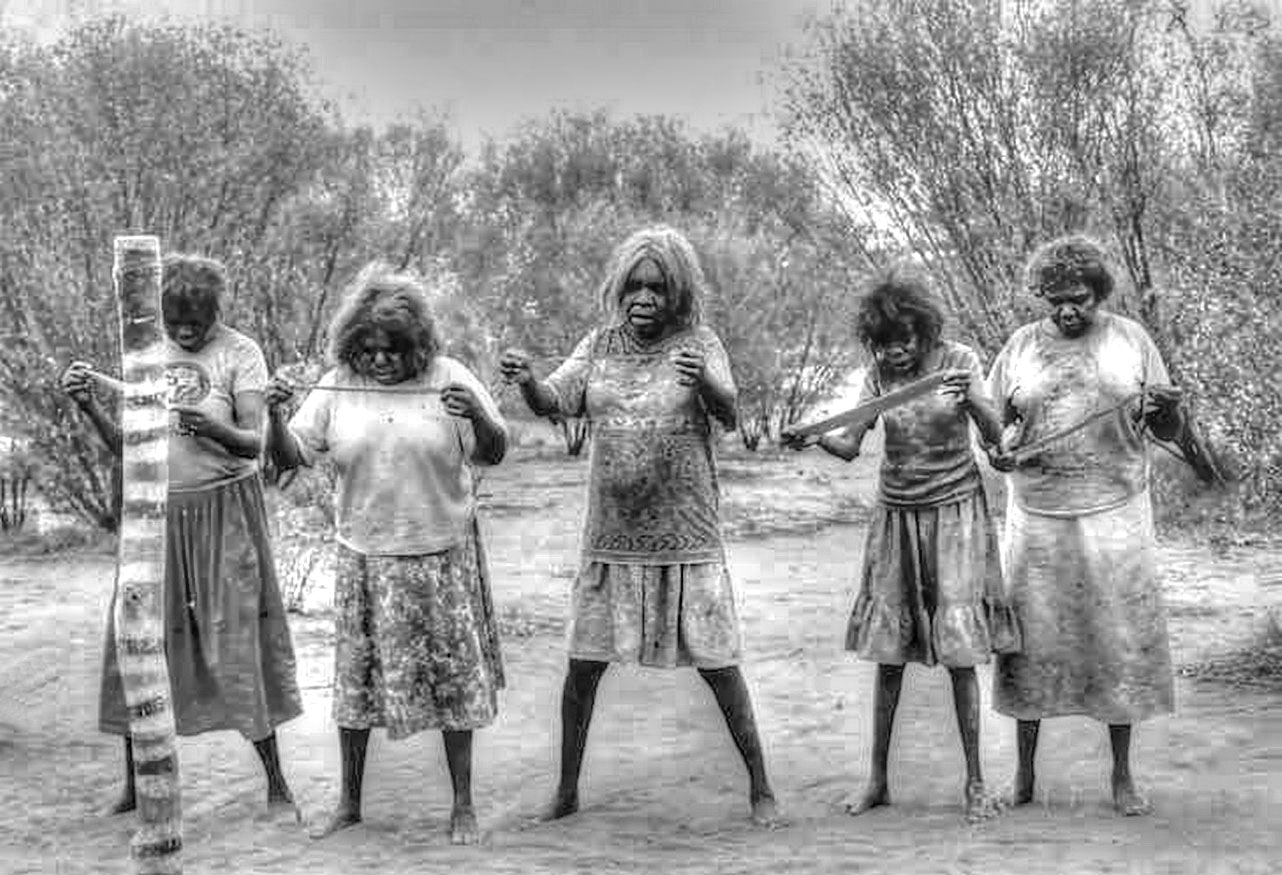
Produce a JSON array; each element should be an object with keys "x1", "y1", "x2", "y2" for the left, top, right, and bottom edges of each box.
[
  {"x1": 326, "y1": 262, "x2": 440, "y2": 378},
  {"x1": 1024, "y1": 234, "x2": 1116, "y2": 301},
  {"x1": 597, "y1": 225, "x2": 706, "y2": 330},
  {"x1": 854, "y1": 266, "x2": 945, "y2": 351}
]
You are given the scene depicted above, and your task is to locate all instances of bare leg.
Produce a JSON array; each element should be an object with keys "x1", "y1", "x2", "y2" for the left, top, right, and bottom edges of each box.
[
  {"x1": 698, "y1": 666, "x2": 782, "y2": 828},
  {"x1": 949, "y1": 667, "x2": 1002, "y2": 822},
  {"x1": 309, "y1": 727, "x2": 369, "y2": 839},
  {"x1": 1013, "y1": 719, "x2": 1039, "y2": 805},
  {"x1": 844, "y1": 663, "x2": 903, "y2": 816},
  {"x1": 104, "y1": 737, "x2": 137, "y2": 815},
  {"x1": 444, "y1": 730, "x2": 480, "y2": 844},
  {"x1": 1109, "y1": 723, "x2": 1151, "y2": 816},
  {"x1": 540, "y1": 659, "x2": 608, "y2": 821},
  {"x1": 253, "y1": 732, "x2": 294, "y2": 806}
]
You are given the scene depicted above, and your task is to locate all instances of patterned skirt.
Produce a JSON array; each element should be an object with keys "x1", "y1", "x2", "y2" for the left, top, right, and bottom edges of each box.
[
  {"x1": 331, "y1": 520, "x2": 505, "y2": 738},
  {"x1": 99, "y1": 473, "x2": 303, "y2": 740},
  {"x1": 993, "y1": 489, "x2": 1174, "y2": 724},
  {"x1": 846, "y1": 489, "x2": 1021, "y2": 667},
  {"x1": 567, "y1": 560, "x2": 744, "y2": 669}
]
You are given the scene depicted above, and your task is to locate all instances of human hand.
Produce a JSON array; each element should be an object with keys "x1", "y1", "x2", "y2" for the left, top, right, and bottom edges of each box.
[
  {"x1": 265, "y1": 374, "x2": 298, "y2": 409},
  {"x1": 1140, "y1": 385, "x2": 1182, "y2": 424},
  {"x1": 670, "y1": 348, "x2": 705, "y2": 387},
  {"x1": 442, "y1": 383, "x2": 481, "y2": 419},
  {"x1": 169, "y1": 403, "x2": 216, "y2": 438},
  {"x1": 61, "y1": 361, "x2": 96, "y2": 406},
  {"x1": 779, "y1": 428, "x2": 818, "y2": 452},
  {"x1": 498, "y1": 349, "x2": 534, "y2": 386},
  {"x1": 939, "y1": 369, "x2": 975, "y2": 407}
]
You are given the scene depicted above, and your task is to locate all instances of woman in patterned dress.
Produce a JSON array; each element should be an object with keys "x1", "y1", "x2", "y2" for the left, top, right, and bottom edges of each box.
[
  {"x1": 498, "y1": 225, "x2": 780, "y2": 827},
  {"x1": 61, "y1": 254, "x2": 302, "y2": 815},
  {"x1": 266, "y1": 263, "x2": 507, "y2": 843},
  {"x1": 987, "y1": 235, "x2": 1184, "y2": 815},
  {"x1": 782, "y1": 269, "x2": 1019, "y2": 822}
]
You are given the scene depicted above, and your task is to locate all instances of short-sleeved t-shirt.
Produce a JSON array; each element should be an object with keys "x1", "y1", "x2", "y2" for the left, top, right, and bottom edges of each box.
[
  {"x1": 545, "y1": 324, "x2": 731, "y2": 565},
  {"x1": 987, "y1": 312, "x2": 1170, "y2": 517},
  {"x1": 165, "y1": 324, "x2": 268, "y2": 492},
  {"x1": 287, "y1": 355, "x2": 506, "y2": 557},
  {"x1": 855, "y1": 340, "x2": 989, "y2": 508}
]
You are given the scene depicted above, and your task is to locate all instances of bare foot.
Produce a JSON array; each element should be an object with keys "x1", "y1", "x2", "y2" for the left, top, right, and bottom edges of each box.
[
  {"x1": 103, "y1": 791, "x2": 136, "y2": 816},
  {"x1": 1112, "y1": 777, "x2": 1152, "y2": 816},
  {"x1": 842, "y1": 782, "x2": 889, "y2": 816},
  {"x1": 750, "y1": 793, "x2": 785, "y2": 829},
  {"x1": 964, "y1": 779, "x2": 1007, "y2": 824},
  {"x1": 537, "y1": 789, "x2": 579, "y2": 821},
  {"x1": 1008, "y1": 767, "x2": 1035, "y2": 806},
  {"x1": 450, "y1": 805, "x2": 480, "y2": 845},
  {"x1": 307, "y1": 805, "x2": 362, "y2": 839}
]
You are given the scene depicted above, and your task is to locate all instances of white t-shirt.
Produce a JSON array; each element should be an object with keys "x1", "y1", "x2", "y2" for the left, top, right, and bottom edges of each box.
[{"x1": 288, "y1": 356, "x2": 506, "y2": 556}]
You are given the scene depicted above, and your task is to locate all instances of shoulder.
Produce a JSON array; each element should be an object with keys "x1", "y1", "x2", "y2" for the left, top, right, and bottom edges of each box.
[
  {"x1": 1100, "y1": 312, "x2": 1154, "y2": 342},
  {"x1": 687, "y1": 324, "x2": 725, "y2": 350},
  {"x1": 216, "y1": 325, "x2": 265, "y2": 357},
  {"x1": 997, "y1": 321, "x2": 1043, "y2": 356}
]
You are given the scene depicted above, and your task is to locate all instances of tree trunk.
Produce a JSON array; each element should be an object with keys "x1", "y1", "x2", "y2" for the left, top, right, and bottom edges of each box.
[{"x1": 113, "y1": 236, "x2": 183, "y2": 874}]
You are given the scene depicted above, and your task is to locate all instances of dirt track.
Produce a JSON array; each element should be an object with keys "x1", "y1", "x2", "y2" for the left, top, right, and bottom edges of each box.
[{"x1": 3, "y1": 448, "x2": 1281, "y2": 874}]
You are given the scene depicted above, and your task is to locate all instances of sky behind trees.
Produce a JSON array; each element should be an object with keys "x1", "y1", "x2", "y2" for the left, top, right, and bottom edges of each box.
[{"x1": 2, "y1": 0, "x2": 826, "y2": 147}]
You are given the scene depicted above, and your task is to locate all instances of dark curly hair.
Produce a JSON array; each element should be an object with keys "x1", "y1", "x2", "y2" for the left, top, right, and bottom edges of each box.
[
  {"x1": 1025, "y1": 234, "x2": 1115, "y2": 301},
  {"x1": 326, "y1": 262, "x2": 440, "y2": 378},
  {"x1": 855, "y1": 267, "x2": 945, "y2": 351},
  {"x1": 161, "y1": 253, "x2": 225, "y2": 325}
]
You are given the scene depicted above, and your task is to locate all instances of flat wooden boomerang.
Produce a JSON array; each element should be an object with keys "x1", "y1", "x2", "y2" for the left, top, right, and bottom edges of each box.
[{"x1": 788, "y1": 369, "x2": 963, "y2": 437}]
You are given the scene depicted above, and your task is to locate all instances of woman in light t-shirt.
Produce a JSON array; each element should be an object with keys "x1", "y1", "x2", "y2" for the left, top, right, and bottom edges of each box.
[
  {"x1": 267, "y1": 263, "x2": 507, "y2": 845},
  {"x1": 62, "y1": 254, "x2": 302, "y2": 816}
]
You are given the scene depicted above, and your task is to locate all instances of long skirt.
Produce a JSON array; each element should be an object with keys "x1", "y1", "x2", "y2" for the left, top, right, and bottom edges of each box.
[
  {"x1": 331, "y1": 520, "x2": 505, "y2": 739},
  {"x1": 99, "y1": 473, "x2": 303, "y2": 740},
  {"x1": 846, "y1": 490, "x2": 1021, "y2": 667},
  {"x1": 993, "y1": 489, "x2": 1175, "y2": 723},
  {"x1": 567, "y1": 560, "x2": 744, "y2": 669}
]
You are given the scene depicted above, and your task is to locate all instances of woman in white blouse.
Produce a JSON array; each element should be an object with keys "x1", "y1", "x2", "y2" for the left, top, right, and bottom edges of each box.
[{"x1": 268, "y1": 263, "x2": 507, "y2": 844}]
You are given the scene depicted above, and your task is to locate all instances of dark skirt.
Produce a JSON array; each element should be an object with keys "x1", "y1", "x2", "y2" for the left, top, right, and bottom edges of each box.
[
  {"x1": 99, "y1": 473, "x2": 303, "y2": 740},
  {"x1": 846, "y1": 489, "x2": 1021, "y2": 667}
]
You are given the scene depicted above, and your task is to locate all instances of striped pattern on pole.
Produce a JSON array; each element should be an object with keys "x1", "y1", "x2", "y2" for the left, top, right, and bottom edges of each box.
[{"x1": 113, "y1": 235, "x2": 183, "y2": 874}]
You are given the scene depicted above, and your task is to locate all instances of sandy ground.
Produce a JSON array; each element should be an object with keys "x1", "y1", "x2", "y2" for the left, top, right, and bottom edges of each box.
[{"x1": 3, "y1": 446, "x2": 1282, "y2": 875}]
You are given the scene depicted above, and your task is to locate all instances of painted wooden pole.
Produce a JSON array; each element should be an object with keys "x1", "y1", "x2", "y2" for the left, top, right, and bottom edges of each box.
[{"x1": 113, "y1": 235, "x2": 183, "y2": 874}]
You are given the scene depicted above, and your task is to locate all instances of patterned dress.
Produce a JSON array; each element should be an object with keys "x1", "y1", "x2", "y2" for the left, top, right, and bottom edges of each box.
[
  {"x1": 844, "y1": 341, "x2": 1020, "y2": 667},
  {"x1": 989, "y1": 312, "x2": 1175, "y2": 723},
  {"x1": 99, "y1": 324, "x2": 302, "y2": 740},
  {"x1": 546, "y1": 324, "x2": 742, "y2": 669},
  {"x1": 288, "y1": 356, "x2": 507, "y2": 738}
]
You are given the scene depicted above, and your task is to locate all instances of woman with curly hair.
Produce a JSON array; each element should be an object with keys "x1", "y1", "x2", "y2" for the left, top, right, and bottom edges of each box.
[
  {"x1": 61, "y1": 253, "x2": 302, "y2": 815},
  {"x1": 782, "y1": 268, "x2": 1018, "y2": 823},
  {"x1": 267, "y1": 263, "x2": 507, "y2": 844},
  {"x1": 987, "y1": 234, "x2": 1183, "y2": 815},
  {"x1": 499, "y1": 225, "x2": 780, "y2": 827}
]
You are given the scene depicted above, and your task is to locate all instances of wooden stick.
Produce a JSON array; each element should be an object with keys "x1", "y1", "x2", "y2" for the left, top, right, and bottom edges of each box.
[
  {"x1": 87, "y1": 368, "x2": 443, "y2": 396},
  {"x1": 1007, "y1": 391, "x2": 1141, "y2": 464},
  {"x1": 112, "y1": 235, "x2": 183, "y2": 874},
  {"x1": 788, "y1": 369, "x2": 962, "y2": 437}
]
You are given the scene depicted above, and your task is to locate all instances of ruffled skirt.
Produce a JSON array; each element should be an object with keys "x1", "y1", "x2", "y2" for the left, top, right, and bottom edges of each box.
[{"x1": 846, "y1": 489, "x2": 1020, "y2": 667}]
